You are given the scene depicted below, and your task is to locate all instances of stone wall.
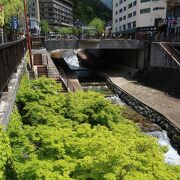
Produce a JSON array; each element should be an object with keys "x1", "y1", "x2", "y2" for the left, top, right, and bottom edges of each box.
[
  {"x1": 0, "y1": 57, "x2": 26, "y2": 129},
  {"x1": 106, "y1": 77, "x2": 180, "y2": 153},
  {"x1": 150, "y1": 43, "x2": 180, "y2": 69}
]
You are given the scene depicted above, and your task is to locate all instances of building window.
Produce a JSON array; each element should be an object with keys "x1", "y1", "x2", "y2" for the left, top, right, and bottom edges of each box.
[
  {"x1": 119, "y1": 8, "x2": 123, "y2": 13},
  {"x1": 128, "y1": 23, "x2": 131, "y2": 29},
  {"x1": 133, "y1": 11, "x2": 136, "y2": 16},
  {"x1": 124, "y1": 6, "x2": 126, "y2": 11},
  {"x1": 128, "y1": 13, "x2": 132, "y2": 18},
  {"x1": 123, "y1": 15, "x2": 126, "y2": 20},
  {"x1": 128, "y1": 3, "x2": 132, "y2": 9},
  {"x1": 132, "y1": 21, "x2": 136, "y2": 27},
  {"x1": 140, "y1": 8, "x2": 151, "y2": 14},
  {"x1": 141, "y1": 0, "x2": 151, "y2": 3},
  {"x1": 133, "y1": 1, "x2": 137, "y2": 6},
  {"x1": 119, "y1": 0, "x2": 123, "y2": 5},
  {"x1": 123, "y1": 24, "x2": 126, "y2": 30},
  {"x1": 119, "y1": 17, "x2": 122, "y2": 22}
]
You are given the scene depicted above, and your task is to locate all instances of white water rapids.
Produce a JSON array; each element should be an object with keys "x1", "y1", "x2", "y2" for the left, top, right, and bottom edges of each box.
[{"x1": 62, "y1": 49, "x2": 180, "y2": 166}]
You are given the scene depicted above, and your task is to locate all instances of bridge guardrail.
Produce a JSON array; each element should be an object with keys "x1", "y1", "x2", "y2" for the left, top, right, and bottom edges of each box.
[{"x1": 0, "y1": 38, "x2": 27, "y2": 95}]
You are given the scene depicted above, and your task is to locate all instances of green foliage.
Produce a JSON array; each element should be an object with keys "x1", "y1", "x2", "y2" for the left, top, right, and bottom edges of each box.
[
  {"x1": 40, "y1": 20, "x2": 50, "y2": 34},
  {"x1": 6, "y1": 76, "x2": 180, "y2": 179},
  {"x1": 89, "y1": 18, "x2": 105, "y2": 33},
  {"x1": 72, "y1": 0, "x2": 111, "y2": 24},
  {"x1": 1, "y1": 0, "x2": 23, "y2": 23},
  {"x1": 0, "y1": 127, "x2": 11, "y2": 179},
  {"x1": 58, "y1": 27, "x2": 73, "y2": 35}
]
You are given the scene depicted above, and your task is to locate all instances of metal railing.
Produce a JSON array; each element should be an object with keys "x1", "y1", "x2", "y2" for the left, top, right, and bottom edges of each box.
[{"x1": 0, "y1": 38, "x2": 27, "y2": 94}]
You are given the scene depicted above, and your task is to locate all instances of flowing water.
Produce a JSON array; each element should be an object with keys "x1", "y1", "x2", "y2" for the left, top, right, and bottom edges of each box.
[
  {"x1": 61, "y1": 49, "x2": 180, "y2": 165},
  {"x1": 148, "y1": 131, "x2": 180, "y2": 165}
]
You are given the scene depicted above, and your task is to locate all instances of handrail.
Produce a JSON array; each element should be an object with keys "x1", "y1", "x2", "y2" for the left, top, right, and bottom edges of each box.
[
  {"x1": 0, "y1": 38, "x2": 26, "y2": 50},
  {"x1": 0, "y1": 39, "x2": 27, "y2": 95}
]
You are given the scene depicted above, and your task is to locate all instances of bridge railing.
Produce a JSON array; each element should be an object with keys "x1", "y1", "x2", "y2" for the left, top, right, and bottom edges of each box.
[{"x1": 0, "y1": 38, "x2": 27, "y2": 95}]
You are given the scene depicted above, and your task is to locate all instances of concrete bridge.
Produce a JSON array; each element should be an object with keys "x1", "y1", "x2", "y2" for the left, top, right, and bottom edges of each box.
[{"x1": 45, "y1": 39, "x2": 147, "y2": 51}]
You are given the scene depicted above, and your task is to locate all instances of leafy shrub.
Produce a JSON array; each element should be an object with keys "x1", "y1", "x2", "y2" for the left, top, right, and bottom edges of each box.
[{"x1": 6, "y1": 76, "x2": 180, "y2": 179}]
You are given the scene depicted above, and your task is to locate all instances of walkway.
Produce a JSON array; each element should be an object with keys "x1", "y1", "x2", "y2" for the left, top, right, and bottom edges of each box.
[{"x1": 106, "y1": 71, "x2": 180, "y2": 129}]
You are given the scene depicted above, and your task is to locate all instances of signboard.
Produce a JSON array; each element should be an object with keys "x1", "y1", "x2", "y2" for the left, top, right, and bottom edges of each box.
[
  {"x1": 9, "y1": 16, "x2": 19, "y2": 30},
  {"x1": 13, "y1": 17, "x2": 18, "y2": 30},
  {"x1": 168, "y1": 16, "x2": 176, "y2": 28}
]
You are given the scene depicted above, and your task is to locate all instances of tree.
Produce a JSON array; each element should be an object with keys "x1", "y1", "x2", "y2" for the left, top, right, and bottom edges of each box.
[
  {"x1": 40, "y1": 20, "x2": 50, "y2": 35},
  {"x1": 89, "y1": 18, "x2": 105, "y2": 33},
  {"x1": 1, "y1": 0, "x2": 23, "y2": 23}
]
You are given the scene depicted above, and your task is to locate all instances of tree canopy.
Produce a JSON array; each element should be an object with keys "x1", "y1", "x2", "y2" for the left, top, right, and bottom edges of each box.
[
  {"x1": 89, "y1": 18, "x2": 105, "y2": 33},
  {"x1": 1, "y1": 76, "x2": 178, "y2": 179},
  {"x1": 0, "y1": 0, "x2": 23, "y2": 23},
  {"x1": 40, "y1": 20, "x2": 50, "y2": 34},
  {"x1": 72, "y1": 0, "x2": 112, "y2": 24}
]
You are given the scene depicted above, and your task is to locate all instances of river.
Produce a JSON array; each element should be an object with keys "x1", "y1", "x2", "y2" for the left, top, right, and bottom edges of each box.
[{"x1": 60, "y1": 49, "x2": 180, "y2": 165}]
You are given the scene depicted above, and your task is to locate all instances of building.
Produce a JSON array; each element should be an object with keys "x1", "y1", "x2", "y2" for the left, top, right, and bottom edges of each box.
[
  {"x1": 28, "y1": 0, "x2": 41, "y2": 35},
  {"x1": 39, "y1": 0, "x2": 73, "y2": 29},
  {"x1": 113, "y1": 0, "x2": 167, "y2": 36}
]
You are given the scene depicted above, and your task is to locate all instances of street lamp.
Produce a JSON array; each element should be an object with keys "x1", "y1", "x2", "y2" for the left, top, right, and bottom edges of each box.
[{"x1": 23, "y1": 0, "x2": 33, "y2": 68}]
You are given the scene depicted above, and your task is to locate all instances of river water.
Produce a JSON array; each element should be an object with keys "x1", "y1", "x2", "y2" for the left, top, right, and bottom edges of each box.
[{"x1": 61, "y1": 49, "x2": 180, "y2": 165}]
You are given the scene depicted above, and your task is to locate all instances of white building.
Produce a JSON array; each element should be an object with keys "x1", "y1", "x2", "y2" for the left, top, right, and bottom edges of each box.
[
  {"x1": 113, "y1": 0, "x2": 167, "y2": 34},
  {"x1": 28, "y1": 0, "x2": 41, "y2": 35}
]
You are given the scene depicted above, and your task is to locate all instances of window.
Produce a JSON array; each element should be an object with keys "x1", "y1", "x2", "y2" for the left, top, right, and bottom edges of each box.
[
  {"x1": 128, "y1": 3, "x2": 132, "y2": 9},
  {"x1": 133, "y1": 1, "x2": 137, "y2": 6},
  {"x1": 124, "y1": 6, "x2": 126, "y2": 11},
  {"x1": 128, "y1": 13, "x2": 132, "y2": 18},
  {"x1": 141, "y1": 0, "x2": 151, "y2": 3},
  {"x1": 128, "y1": 23, "x2": 131, "y2": 29},
  {"x1": 140, "y1": 8, "x2": 151, "y2": 14},
  {"x1": 133, "y1": 11, "x2": 136, "y2": 16},
  {"x1": 123, "y1": 15, "x2": 126, "y2": 20},
  {"x1": 119, "y1": 17, "x2": 122, "y2": 22},
  {"x1": 132, "y1": 21, "x2": 136, "y2": 27},
  {"x1": 123, "y1": 24, "x2": 126, "y2": 30},
  {"x1": 119, "y1": 8, "x2": 123, "y2": 13}
]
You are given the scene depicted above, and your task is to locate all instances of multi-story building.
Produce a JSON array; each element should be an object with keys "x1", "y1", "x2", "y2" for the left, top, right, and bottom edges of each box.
[
  {"x1": 28, "y1": 0, "x2": 41, "y2": 35},
  {"x1": 113, "y1": 0, "x2": 167, "y2": 35},
  {"x1": 39, "y1": 0, "x2": 73, "y2": 28}
]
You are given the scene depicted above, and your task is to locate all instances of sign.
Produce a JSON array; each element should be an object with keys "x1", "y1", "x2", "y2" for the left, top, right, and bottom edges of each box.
[
  {"x1": 168, "y1": 16, "x2": 176, "y2": 28},
  {"x1": 9, "y1": 16, "x2": 19, "y2": 30},
  {"x1": 13, "y1": 17, "x2": 18, "y2": 30}
]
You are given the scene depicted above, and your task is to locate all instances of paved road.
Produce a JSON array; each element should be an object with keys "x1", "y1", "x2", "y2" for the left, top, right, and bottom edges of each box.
[{"x1": 107, "y1": 72, "x2": 180, "y2": 129}]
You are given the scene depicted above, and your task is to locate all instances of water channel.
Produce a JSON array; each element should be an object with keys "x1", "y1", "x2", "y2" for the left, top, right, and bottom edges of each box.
[{"x1": 59, "y1": 49, "x2": 180, "y2": 166}]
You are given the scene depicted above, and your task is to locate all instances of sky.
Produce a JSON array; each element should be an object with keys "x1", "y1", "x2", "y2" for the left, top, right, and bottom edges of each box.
[{"x1": 101, "y1": 0, "x2": 112, "y2": 9}]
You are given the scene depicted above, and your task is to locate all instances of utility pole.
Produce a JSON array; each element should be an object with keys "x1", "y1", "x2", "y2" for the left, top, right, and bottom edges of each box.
[{"x1": 23, "y1": 0, "x2": 33, "y2": 68}]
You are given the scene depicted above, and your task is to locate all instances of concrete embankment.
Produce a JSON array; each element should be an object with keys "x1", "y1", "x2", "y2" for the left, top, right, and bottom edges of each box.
[{"x1": 103, "y1": 72, "x2": 180, "y2": 153}]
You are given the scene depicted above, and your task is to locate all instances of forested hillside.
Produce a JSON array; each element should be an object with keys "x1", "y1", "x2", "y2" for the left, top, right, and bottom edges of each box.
[{"x1": 72, "y1": 0, "x2": 112, "y2": 24}]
